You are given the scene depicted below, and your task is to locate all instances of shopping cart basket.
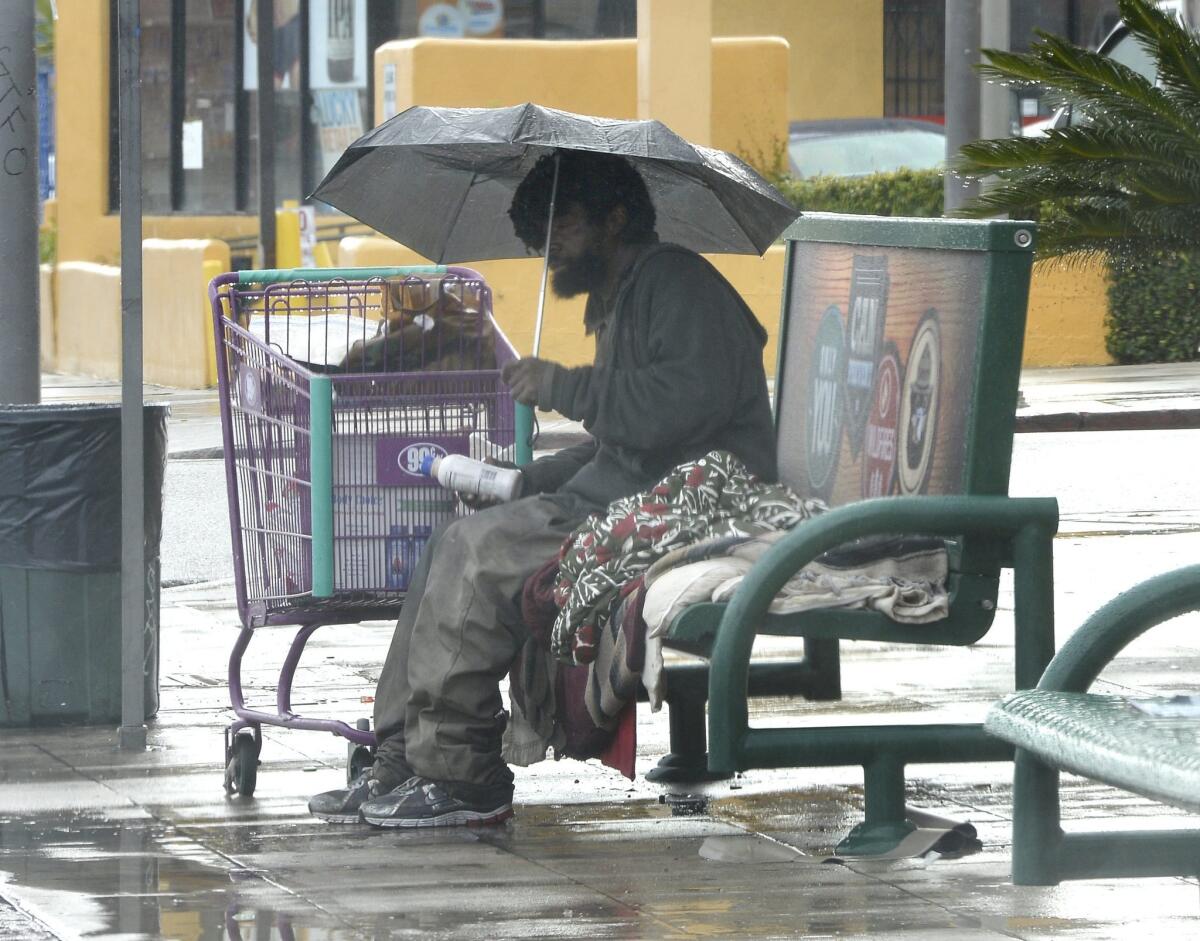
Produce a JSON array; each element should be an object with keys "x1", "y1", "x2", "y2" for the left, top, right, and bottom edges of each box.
[{"x1": 209, "y1": 266, "x2": 530, "y2": 795}]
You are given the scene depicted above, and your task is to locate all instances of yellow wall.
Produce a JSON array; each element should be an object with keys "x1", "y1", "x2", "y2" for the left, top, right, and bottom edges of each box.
[
  {"x1": 337, "y1": 236, "x2": 785, "y2": 374},
  {"x1": 711, "y1": 39, "x2": 789, "y2": 170},
  {"x1": 55, "y1": 1, "x2": 110, "y2": 264},
  {"x1": 375, "y1": 37, "x2": 789, "y2": 172},
  {"x1": 55, "y1": 262, "x2": 122, "y2": 379},
  {"x1": 377, "y1": 39, "x2": 638, "y2": 118},
  {"x1": 638, "y1": 0, "x2": 713, "y2": 145},
  {"x1": 51, "y1": 241, "x2": 229, "y2": 387},
  {"x1": 1024, "y1": 257, "x2": 1114, "y2": 366},
  {"x1": 713, "y1": 0, "x2": 884, "y2": 122},
  {"x1": 39, "y1": 264, "x2": 55, "y2": 370},
  {"x1": 143, "y1": 239, "x2": 231, "y2": 387}
]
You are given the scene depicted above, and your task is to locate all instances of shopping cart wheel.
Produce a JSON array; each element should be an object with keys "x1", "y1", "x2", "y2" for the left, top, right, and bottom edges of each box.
[
  {"x1": 347, "y1": 718, "x2": 375, "y2": 783},
  {"x1": 347, "y1": 746, "x2": 374, "y2": 783},
  {"x1": 224, "y1": 729, "x2": 261, "y2": 797}
]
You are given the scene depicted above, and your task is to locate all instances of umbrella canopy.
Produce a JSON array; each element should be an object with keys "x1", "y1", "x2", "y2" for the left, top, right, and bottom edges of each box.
[{"x1": 311, "y1": 102, "x2": 798, "y2": 263}]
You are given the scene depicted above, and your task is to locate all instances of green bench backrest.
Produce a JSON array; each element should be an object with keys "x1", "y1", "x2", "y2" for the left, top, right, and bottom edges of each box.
[{"x1": 776, "y1": 213, "x2": 1035, "y2": 519}]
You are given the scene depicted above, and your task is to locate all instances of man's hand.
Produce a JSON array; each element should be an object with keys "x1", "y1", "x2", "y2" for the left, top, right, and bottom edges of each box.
[
  {"x1": 501, "y1": 357, "x2": 555, "y2": 408},
  {"x1": 457, "y1": 458, "x2": 524, "y2": 511}
]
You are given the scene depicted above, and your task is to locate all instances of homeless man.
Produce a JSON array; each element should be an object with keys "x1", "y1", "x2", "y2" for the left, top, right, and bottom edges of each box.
[{"x1": 309, "y1": 150, "x2": 778, "y2": 828}]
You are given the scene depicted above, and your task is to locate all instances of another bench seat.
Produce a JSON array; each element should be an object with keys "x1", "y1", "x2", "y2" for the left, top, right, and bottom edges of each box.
[
  {"x1": 987, "y1": 690, "x2": 1200, "y2": 813},
  {"x1": 984, "y1": 563, "x2": 1200, "y2": 884}
]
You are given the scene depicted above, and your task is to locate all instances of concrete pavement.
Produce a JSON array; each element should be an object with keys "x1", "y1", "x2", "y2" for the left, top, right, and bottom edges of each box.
[{"x1": 0, "y1": 363, "x2": 1198, "y2": 939}]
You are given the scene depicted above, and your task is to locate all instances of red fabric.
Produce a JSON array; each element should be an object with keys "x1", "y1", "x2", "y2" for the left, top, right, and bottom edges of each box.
[
  {"x1": 518, "y1": 562, "x2": 644, "y2": 778},
  {"x1": 599, "y1": 701, "x2": 637, "y2": 780},
  {"x1": 520, "y1": 557, "x2": 561, "y2": 649}
]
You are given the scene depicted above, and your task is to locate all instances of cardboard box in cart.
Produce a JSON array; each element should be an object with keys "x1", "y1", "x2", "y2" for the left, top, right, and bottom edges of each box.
[
  {"x1": 332, "y1": 435, "x2": 458, "y2": 592},
  {"x1": 330, "y1": 398, "x2": 517, "y2": 592}
]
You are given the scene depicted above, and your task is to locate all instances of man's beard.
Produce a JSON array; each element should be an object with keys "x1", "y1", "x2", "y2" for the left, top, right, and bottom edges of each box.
[{"x1": 551, "y1": 248, "x2": 608, "y2": 299}]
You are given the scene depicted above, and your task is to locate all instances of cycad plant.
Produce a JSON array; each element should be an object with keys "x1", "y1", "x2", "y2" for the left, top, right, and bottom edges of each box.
[{"x1": 954, "y1": 0, "x2": 1200, "y2": 260}]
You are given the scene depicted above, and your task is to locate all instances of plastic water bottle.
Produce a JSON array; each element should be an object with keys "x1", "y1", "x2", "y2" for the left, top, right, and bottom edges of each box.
[{"x1": 419, "y1": 454, "x2": 523, "y2": 503}]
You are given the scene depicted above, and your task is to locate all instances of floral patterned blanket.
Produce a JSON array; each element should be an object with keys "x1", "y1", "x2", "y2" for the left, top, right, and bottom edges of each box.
[{"x1": 550, "y1": 450, "x2": 825, "y2": 664}]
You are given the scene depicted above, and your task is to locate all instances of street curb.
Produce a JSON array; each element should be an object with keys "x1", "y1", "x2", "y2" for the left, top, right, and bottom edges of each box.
[
  {"x1": 165, "y1": 409, "x2": 1200, "y2": 461},
  {"x1": 532, "y1": 409, "x2": 1200, "y2": 452},
  {"x1": 1014, "y1": 408, "x2": 1200, "y2": 433}
]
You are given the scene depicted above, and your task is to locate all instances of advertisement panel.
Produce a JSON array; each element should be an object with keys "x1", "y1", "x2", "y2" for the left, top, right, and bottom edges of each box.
[{"x1": 777, "y1": 242, "x2": 987, "y2": 506}]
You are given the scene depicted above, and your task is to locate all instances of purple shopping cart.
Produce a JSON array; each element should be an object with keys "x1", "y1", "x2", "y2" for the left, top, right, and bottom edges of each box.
[{"x1": 209, "y1": 266, "x2": 528, "y2": 795}]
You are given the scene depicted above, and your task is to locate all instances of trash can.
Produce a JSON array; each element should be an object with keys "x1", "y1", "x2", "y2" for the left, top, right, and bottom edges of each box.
[{"x1": 0, "y1": 403, "x2": 169, "y2": 726}]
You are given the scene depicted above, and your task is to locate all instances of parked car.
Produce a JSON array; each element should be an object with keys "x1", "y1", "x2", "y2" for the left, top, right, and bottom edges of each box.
[
  {"x1": 785, "y1": 117, "x2": 945, "y2": 179},
  {"x1": 1023, "y1": 0, "x2": 1197, "y2": 136}
]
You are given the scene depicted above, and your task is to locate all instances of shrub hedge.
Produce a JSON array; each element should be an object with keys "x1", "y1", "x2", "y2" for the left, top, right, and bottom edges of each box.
[
  {"x1": 774, "y1": 168, "x2": 943, "y2": 217},
  {"x1": 1106, "y1": 252, "x2": 1200, "y2": 363}
]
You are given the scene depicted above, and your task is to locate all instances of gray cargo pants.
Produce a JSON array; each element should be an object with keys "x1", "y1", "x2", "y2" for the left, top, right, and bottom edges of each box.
[{"x1": 371, "y1": 492, "x2": 592, "y2": 790}]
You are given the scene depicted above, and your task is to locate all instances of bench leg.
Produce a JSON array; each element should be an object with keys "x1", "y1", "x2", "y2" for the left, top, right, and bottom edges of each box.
[
  {"x1": 1011, "y1": 749, "x2": 1064, "y2": 885},
  {"x1": 803, "y1": 637, "x2": 841, "y2": 700},
  {"x1": 645, "y1": 691, "x2": 725, "y2": 783},
  {"x1": 834, "y1": 754, "x2": 916, "y2": 856}
]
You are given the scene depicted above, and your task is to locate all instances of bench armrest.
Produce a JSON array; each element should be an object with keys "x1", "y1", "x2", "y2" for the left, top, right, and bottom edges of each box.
[
  {"x1": 707, "y1": 495, "x2": 1059, "y2": 773},
  {"x1": 1037, "y1": 564, "x2": 1200, "y2": 693}
]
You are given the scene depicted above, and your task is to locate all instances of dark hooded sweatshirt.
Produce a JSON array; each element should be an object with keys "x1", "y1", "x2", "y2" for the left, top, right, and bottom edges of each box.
[{"x1": 521, "y1": 242, "x2": 777, "y2": 509}]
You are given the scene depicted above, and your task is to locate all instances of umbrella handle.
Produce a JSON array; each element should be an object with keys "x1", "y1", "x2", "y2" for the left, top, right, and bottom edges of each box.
[{"x1": 531, "y1": 151, "x2": 560, "y2": 359}]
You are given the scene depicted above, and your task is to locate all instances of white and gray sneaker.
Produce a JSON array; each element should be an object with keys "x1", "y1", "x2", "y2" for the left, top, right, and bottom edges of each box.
[
  {"x1": 308, "y1": 769, "x2": 411, "y2": 823},
  {"x1": 360, "y1": 776, "x2": 513, "y2": 829}
]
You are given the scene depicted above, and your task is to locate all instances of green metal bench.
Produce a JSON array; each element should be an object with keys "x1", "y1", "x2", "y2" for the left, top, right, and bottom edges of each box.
[
  {"x1": 986, "y1": 564, "x2": 1200, "y2": 884},
  {"x1": 651, "y1": 212, "x2": 1060, "y2": 855}
]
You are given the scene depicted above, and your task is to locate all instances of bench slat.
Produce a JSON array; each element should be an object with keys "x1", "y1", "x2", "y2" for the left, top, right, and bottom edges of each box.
[{"x1": 987, "y1": 690, "x2": 1200, "y2": 814}]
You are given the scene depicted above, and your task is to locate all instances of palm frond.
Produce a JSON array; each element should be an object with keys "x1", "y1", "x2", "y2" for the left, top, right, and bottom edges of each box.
[
  {"x1": 1118, "y1": 0, "x2": 1200, "y2": 111},
  {"x1": 959, "y1": 0, "x2": 1200, "y2": 261}
]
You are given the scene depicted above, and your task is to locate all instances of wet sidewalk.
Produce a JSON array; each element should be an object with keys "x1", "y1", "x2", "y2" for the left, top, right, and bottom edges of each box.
[{"x1": 1, "y1": 364, "x2": 1198, "y2": 939}]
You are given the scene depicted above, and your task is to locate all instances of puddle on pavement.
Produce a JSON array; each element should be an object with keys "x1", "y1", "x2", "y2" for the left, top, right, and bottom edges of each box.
[
  {"x1": 0, "y1": 820, "x2": 347, "y2": 940},
  {"x1": 710, "y1": 785, "x2": 862, "y2": 844}
]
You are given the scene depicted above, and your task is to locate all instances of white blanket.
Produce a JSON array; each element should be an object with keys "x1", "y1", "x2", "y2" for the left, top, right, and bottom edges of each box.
[{"x1": 641, "y1": 532, "x2": 949, "y2": 709}]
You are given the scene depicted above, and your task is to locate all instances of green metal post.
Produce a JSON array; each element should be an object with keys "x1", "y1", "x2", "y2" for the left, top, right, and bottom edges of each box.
[
  {"x1": 515, "y1": 403, "x2": 534, "y2": 467},
  {"x1": 1011, "y1": 749, "x2": 1063, "y2": 885},
  {"x1": 863, "y1": 755, "x2": 907, "y2": 824},
  {"x1": 1011, "y1": 523, "x2": 1056, "y2": 689},
  {"x1": 835, "y1": 753, "x2": 916, "y2": 856},
  {"x1": 309, "y1": 376, "x2": 334, "y2": 598}
]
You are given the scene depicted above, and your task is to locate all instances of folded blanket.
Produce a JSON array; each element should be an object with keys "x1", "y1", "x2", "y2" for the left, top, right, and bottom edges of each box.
[
  {"x1": 641, "y1": 533, "x2": 949, "y2": 709},
  {"x1": 552, "y1": 450, "x2": 824, "y2": 664}
]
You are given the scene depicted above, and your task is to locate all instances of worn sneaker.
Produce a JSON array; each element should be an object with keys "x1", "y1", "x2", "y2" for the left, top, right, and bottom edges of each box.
[
  {"x1": 308, "y1": 769, "x2": 411, "y2": 823},
  {"x1": 360, "y1": 777, "x2": 513, "y2": 829}
]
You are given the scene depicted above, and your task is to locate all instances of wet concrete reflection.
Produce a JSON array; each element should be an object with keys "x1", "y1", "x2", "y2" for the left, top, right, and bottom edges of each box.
[{"x1": 0, "y1": 820, "x2": 350, "y2": 940}]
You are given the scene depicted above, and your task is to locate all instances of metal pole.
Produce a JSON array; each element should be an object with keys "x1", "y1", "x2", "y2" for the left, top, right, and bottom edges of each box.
[
  {"x1": 944, "y1": 0, "x2": 982, "y2": 214},
  {"x1": 257, "y1": 0, "x2": 276, "y2": 268},
  {"x1": 0, "y1": 2, "x2": 40, "y2": 405},
  {"x1": 980, "y1": 0, "x2": 1012, "y2": 141},
  {"x1": 118, "y1": 0, "x2": 147, "y2": 750},
  {"x1": 531, "y1": 151, "x2": 559, "y2": 358}
]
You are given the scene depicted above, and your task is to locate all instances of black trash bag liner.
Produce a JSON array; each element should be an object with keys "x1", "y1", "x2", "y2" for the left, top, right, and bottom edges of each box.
[{"x1": 0, "y1": 404, "x2": 169, "y2": 571}]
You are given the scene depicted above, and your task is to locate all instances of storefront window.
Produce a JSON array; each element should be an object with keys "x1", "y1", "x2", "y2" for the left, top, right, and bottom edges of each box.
[
  {"x1": 112, "y1": 1, "x2": 643, "y2": 217},
  {"x1": 110, "y1": 0, "x2": 398, "y2": 218},
  {"x1": 138, "y1": 0, "x2": 173, "y2": 214},
  {"x1": 181, "y1": 0, "x2": 239, "y2": 212}
]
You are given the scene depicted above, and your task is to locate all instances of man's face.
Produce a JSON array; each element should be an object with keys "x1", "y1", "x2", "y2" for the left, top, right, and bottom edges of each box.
[{"x1": 548, "y1": 203, "x2": 608, "y2": 299}]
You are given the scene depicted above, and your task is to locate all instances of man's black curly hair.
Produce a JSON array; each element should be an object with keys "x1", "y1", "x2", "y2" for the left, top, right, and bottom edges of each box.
[{"x1": 508, "y1": 150, "x2": 657, "y2": 252}]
